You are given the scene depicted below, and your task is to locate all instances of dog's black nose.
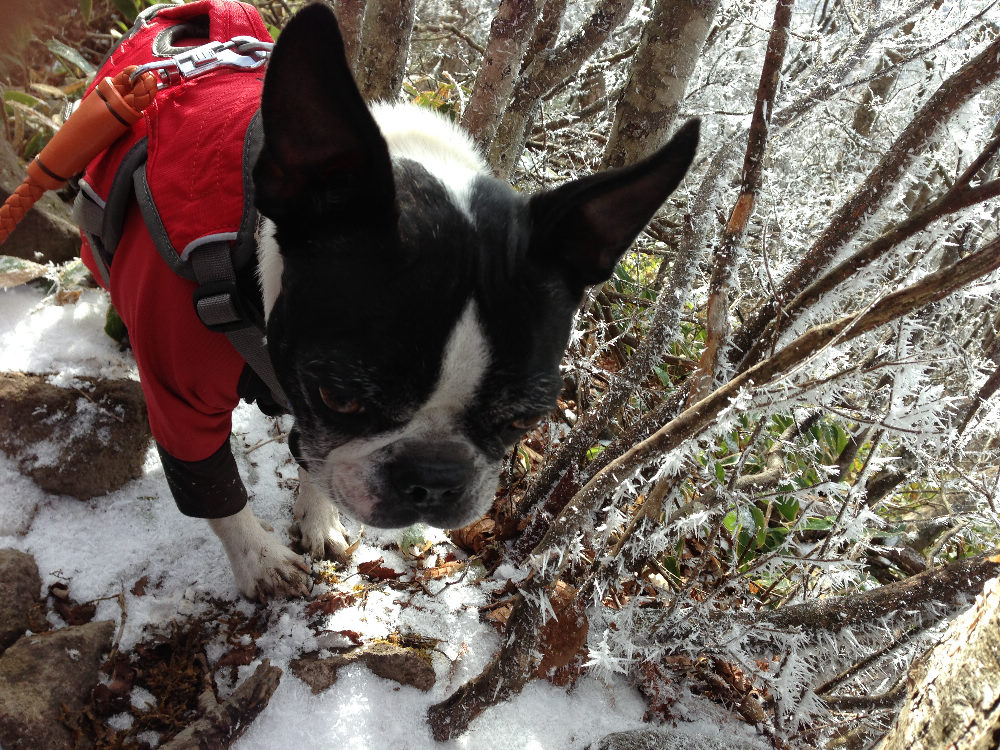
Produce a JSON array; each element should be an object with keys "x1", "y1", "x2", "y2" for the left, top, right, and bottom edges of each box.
[{"x1": 387, "y1": 444, "x2": 475, "y2": 510}]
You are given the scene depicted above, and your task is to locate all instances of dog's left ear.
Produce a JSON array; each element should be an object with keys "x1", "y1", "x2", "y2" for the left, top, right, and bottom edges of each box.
[
  {"x1": 528, "y1": 119, "x2": 700, "y2": 288},
  {"x1": 254, "y1": 3, "x2": 394, "y2": 223}
]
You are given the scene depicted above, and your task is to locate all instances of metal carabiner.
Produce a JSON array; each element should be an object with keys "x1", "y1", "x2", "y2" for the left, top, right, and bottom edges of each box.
[{"x1": 129, "y1": 37, "x2": 272, "y2": 89}]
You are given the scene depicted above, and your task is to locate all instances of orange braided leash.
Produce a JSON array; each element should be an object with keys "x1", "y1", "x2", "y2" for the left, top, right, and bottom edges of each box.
[
  {"x1": 0, "y1": 181, "x2": 47, "y2": 242},
  {"x1": 0, "y1": 66, "x2": 158, "y2": 246}
]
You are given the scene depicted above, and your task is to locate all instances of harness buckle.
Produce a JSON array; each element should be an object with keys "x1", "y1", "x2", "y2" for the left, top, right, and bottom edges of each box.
[
  {"x1": 193, "y1": 280, "x2": 255, "y2": 333},
  {"x1": 130, "y1": 37, "x2": 272, "y2": 89}
]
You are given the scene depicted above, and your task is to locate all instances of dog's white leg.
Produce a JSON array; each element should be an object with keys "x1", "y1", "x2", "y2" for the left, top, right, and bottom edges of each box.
[
  {"x1": 294, "y1": 467, "x2": 351, "y2": 561},
  {"x1": 208, "y1": 505, "x2": 311, "y2": 600}
]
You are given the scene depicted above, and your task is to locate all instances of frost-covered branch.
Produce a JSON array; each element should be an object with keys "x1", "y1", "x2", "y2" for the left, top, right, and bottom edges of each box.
[
  {"x1": 511, "y1": 146, "x2": 728, "y2": 561},
  {"x1": 534, "y1": 229, "x2": 1000, "y2": 581},
  {"x1": 688, "y1": 0, "x2": 794, "y2": 403},
  {"x1": 739, "y1": 137, "x2": 1000, "y2": 369},
  {"x1": 733, "y1": 31, "x2": 1000, "y2": 369},
  {"x1": 431, "y1": 224, "x2": 1000, "y2": 740}
]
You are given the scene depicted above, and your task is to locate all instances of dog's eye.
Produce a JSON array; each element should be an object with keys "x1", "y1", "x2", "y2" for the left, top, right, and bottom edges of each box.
[{"x1": 319, "y1": 387, "x2": 365, "y2": 415}]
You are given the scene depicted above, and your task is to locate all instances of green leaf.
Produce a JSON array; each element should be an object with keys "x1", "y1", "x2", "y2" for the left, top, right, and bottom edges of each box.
[
  {"x1": 653, "y1": 363, "x2": 672, "y2": 386},
  {"x1": 723, "y1": 510, "x2": 738, "y2": 533},
  {"x1": 57, "y1": 259, "x2": 91, "y2": 290},
  {"x1": 832, "y1": 422, "x2": 849, "y2": 455},
  {"x1": 45, "y1": 40, "x2": 96, "y2": 77},
  {"x1": 804, "y1": 515, "x2": 835, "y2": 531},
  {"x1": 3, "y1": 89, "x2": 45, "y2": 109},
  {"x1": 79, "y1": 0, "x2": 93, "y2": 22},
  {"x1": 613, "y1": 264, "x2": 635, "y2": 284},
  {"x1": 776, "y1": 497, "x2": 799, "y2": 521},
  {"x1": 22, "y1": 130, "x2": 48, "y2": 159},
  {"x1": 110, "y1": 0, "x2": 140, "y2": 23},
  {"x1": 714, "y1": 462, "x2": 726, "y2": 484},
  {"x1": 104, "y1": 304, "x2": 127, "y2": 344},
  {"x1": 765, "y1": 526, "x2": 788, "y2": 549}
]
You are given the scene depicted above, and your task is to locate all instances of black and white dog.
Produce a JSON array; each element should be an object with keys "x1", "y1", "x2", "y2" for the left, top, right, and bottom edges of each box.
[{"x1": 208, "y1": 3, "x2": 698, "y2": 598}]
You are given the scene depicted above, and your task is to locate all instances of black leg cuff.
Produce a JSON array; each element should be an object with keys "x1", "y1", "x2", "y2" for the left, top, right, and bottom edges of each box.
[{"x1": 157, "y1": 439, "x2": 249, "y2": 518}]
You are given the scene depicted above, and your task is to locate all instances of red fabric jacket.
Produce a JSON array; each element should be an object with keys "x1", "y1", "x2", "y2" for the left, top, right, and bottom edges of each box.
[{"x1": 79, "y1": 0, "x2": 271, "y2": 464}]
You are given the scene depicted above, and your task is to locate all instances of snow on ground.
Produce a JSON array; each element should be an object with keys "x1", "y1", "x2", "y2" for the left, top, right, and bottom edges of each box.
[{"x1": 0, "y1": 283, "x2": 769, "y2": 749}]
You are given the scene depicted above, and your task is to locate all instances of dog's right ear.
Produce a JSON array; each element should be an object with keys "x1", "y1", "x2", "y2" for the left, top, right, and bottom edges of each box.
[
  {"x1": 528, "y1": 120, "x2": 700, "y2": 289},
  {"x1": 254, "y1": 3, "x2": 394, "y2": 223}
]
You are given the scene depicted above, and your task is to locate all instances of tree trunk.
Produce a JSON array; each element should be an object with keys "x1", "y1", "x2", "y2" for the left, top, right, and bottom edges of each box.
[
  {"x1": 461, "y1": 0, "x2": 539, "y2": 150},
  {"x1": 330, "y1": 0, "x2": 367, "y2": 76},
  {"x1": 601, "y1": 0, "x2": 720, "y2": 169},
  {"x1": 878, "y1": 572, "x2": 1000, "y2": 750},
  {"x1": 356, "y1": 0, "x2": 415, "y2": 102},
  {"x1": 520, "y1": 0, "x2": 567, "y2": 75},
  {"x1": 487, "y1": 0, "x2": 635, "y2": 177}
]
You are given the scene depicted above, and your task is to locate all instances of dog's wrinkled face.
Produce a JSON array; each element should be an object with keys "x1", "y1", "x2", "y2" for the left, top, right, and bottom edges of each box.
[
  {"x1": 261, "y1": 162, "x2": 580, "y2": 528},
  {"x1": 254, "y1": 4, "x2": 698, "y2": 529}
]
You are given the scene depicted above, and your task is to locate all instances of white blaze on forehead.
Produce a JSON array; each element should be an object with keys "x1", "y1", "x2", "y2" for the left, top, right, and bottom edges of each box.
[
  {"x1": 421, "y1": 299, "x2": 490, "y2": 420},
  {"x1": 370, "y1": 101, "x2": 487, "y2": 219}
]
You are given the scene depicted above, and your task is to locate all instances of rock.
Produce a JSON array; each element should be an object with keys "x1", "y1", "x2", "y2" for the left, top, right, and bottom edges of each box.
[
  {"x1": 360, "y1": 641, "x2": 435, "y2": 691},
  {"x1": 0, "y1": 549, "x2": 42, "y2": 653},
  {"x1": 0, "y1": 372, "x2": 150, "y2": 499},
  {"x1": 291, "y1": 640, "x2": 435, "y2": 694},
  {"x1": 0, "y1": 134, "x2": 81, "y2": 265},
  {"x1": 589, "y1": 729, "x2": 767, "y2": 750},
  {"x1": 0, "y1": 619, "x2": 116, "y2": 750},
  {"x1": 290, "y1": 650, "x2": 351, "y2": 694}
]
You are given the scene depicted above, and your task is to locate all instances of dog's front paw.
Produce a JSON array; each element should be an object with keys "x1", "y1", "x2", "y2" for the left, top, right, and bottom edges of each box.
[
  {"x1": 293, "y1": 508, "x2": 351, "y2": 562},
  {"x1": 294, "y1": 468, "x2": 352, "y2": 562},
  {"x1": 209, "y1": 506, "x2": 311, "y2": 601}
]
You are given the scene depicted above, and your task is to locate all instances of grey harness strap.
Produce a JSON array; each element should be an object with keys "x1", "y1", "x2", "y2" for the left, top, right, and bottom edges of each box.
[{"x1": 189, "y1": 242, "x2": 289, "y2": 410}]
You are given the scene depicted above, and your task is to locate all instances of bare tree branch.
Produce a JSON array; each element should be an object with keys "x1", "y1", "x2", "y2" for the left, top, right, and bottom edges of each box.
[
  {"x1": 520, "y1": 0, "x2": 567, "y2": 75},
  {"x1": 487, "y1": 0, "x2": 635, "y2": 177},
  {"x1": 160, "y1": 660, "x2": 283, "y2": 750}
]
